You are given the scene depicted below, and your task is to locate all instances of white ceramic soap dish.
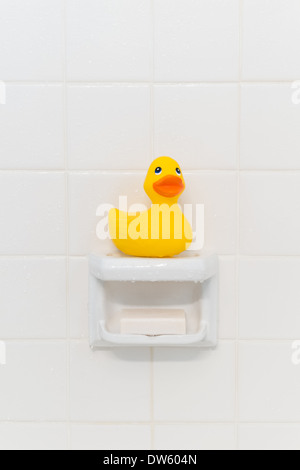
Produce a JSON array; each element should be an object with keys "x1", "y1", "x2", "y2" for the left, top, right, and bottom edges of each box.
[{"x1": 89, "y1": 252, "x2": 218, "y2": 348}]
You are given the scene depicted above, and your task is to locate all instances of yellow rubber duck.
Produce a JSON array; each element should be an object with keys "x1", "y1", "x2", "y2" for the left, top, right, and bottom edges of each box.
[{"x1": 109, "y1": 157, "x2": 193, "y2": 258}]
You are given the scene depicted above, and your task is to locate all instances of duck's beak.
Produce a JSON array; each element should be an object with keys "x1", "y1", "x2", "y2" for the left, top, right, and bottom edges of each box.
[{"x1": 153, "y1": 175, "x2": 185, "y2": 198}]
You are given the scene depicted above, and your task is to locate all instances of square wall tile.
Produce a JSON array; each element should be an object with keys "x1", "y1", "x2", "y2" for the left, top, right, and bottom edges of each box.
[
  {"x1": 154, "y1": 0, "x2": 239, "y2": 81},
  {"x1": 239, "y1": 342, "x2": 300, "y2": 422},
  {"x1": 153, "y1": 343, "x2": 236, "y2": 422},
  {"x1": 0, "y1": 173, "x2": 65, "y2": 255},
  {"x1": 242, "y1": 0, "x2": 300, "y2": 80},
  {"x1": 0, "y1": 258, "x2": 66, "y2": 338},
  {"x1": 240, "y1": 173, "x2": 300, "y2": 255},
  {"x1": 183, "y1": 173, "x2": 237, "y2": 255},
  {"x1": 239, "y1": 424, "x2": 300, "y2": 451},
  {"x1": 70, "y1": 342, "x2": 151, "y2": 422},
  {"x1": 0, "y1": 342, "x2": 67, "y2": 421},
  {"x1": 71, "y1": 425, "x2": 151, "y2": 450},
  {"x1": 219, "y1": 257, "x2": 236, "y2": 339},
  {"x1": 154, "y1": 424, "x2": 236, "y2": 451},
  {"x1": 241, "y1": 85, "x2": 300, "y2": 170},
  {"x1": 0, "y1": 423, "x2": 68, "y2": 451},
  {"x1": 68, "y1": 172, "x2": 148, "y2": 255},
  {"x1": 66, "y1": 0, "x2": 152, "y2": 81},
  {"x1": 0, "y1": 0, "x2": 64, "y2": 80},
  {"x1": 69, "y1": 171, "x2": 237, "y2": 256},
  {"x1": 69, "y1": 257, "x2": 88, "y2": 338},
  {"x1": 67, "y1": 86, "x2": 151, "y2": 170},
  {"x1": 239, "y1": 258, "x2": 300, "y2": 339},
  {"x1": 0, "y1": 85, "x2": 64, "y2": 170},
  {"x1": 154, "y1": 85, "x2": 239, "y2": 170}
]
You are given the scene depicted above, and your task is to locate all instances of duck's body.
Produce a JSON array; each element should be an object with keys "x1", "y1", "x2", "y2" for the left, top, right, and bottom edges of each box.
[
  {"x1": 109, "y1": 205, "x2": 193, "y2": 258},
  {"x1": 108, "y1": 157, "x2": 193, "y2": 258}
]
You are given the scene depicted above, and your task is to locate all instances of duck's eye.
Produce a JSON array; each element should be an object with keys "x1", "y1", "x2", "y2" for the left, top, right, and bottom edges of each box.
[
  {"x1": 176, "y1": 168, "x2": 181, "y2": 175},
  {"x1": 155, "y1": 167, "x2": 162, "y2": 175}
]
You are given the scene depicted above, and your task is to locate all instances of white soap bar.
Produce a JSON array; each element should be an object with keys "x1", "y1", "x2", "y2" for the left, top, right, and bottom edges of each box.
[{"x1": 120, "y1": 309, "x2": 186, "y2": 336}]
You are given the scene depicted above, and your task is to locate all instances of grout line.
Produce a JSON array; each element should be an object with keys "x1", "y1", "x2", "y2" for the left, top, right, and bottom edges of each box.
[
  {"x1": 234, "y1": 0, "x2": 243, "y2": 451},
  {"x1": 150, "y1": 0, "x2": 155, "y2": 451},
  {"x1": 150, "y1": 421, "x2": 300, "y2": 425},
  {"x1": 150, "y1": 84, "x2": 154, "y2": 163},
  {"x1": 236, "y1": 169, "x2": 300, "y2": 173},
  {"x1": 1, "y1": 420, "x2": 300, "y2": 426},
  {"x1": 62, "y1": 0, "x2": 71, "y2": 451},
  {"x1": 0, "y1": 420, "x2": 153, "y2": 426},
  {"x1": 3, "y1": 80, "x2": 299, "y2": 85},
  {"x1": 0, "y1": 255, "x2": 69, "y2": 259},
  {"x1": 237, "y1": 254, "x2": 300, "y2": 259},
  {"x1": 4, "y1": 168, "x2": 300, "y2": 173},
  {"x1": 0, "y1": 255, "x2": 83, "y2": 259},
  {"x1": 66, "y1": 81, "x2": 298, "y2": 86},
  {"x1": 0, "y1": 169, "x2": 67, "y2": 173},
  {"x1": 150, "y1": 348, "x2": 155, "y2": 450},
  {"x1": 0, "y1": 339, "x2": 74, "y2": 342},
  {"x1": 150, "y1": 0, "x2": 155, "y2": 164},
  {"x1": 0, "y1": 169, "x2": 66, "y2": 173},
  {"x1": 0, "y1": 169, "x2": 236, "y2": 173}
]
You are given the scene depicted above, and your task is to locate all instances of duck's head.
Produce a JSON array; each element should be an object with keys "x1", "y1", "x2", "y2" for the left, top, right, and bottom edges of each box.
[{"x1": 144, "y1": 156, "x2": 186, "y2": 204}]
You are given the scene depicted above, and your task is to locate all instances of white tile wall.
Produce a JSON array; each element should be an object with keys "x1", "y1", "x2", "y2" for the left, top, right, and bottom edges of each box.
[
  {"x1": 0, "y1": 342, "x2": 67, "y2": 421},
  {"x1": 153, "y1": 343, "x2": 236, "y2": 422},
  {"x1": 0, "y1": 423, "x2": 68, "y2": 451},
  {"x1": 70, "y1": 343, "x2": 151, "y2": 422},
  {"x1": 0, "y1": 85, "x2": 64, "y2": 170},
  {"x1": 1, "y1": 0, "x2": 300, "y2": 451},
  {"x1": 68, "y1": 172, "x2": 147, "y2": 255},
  {"x1": 154, "y1": 85, "x2": 239, "y2": 169},
  {"x1": 154, "y1": 0, "x2": 240, "y2": 81},
  {"x1": 154, "y1": 424, "x2": 236, "y2": 451},
  {"x1": 183, "y1": 173, "x2": 237, "y2": 255},
  {"x1": 0, "y1": 0, "x2": 64, "y2": 80},
  {"x1": 240, "y1": 173, "x2": 300, "y2": 255},
  {"x1": 239, "y1": 342, "x2": 300, "y2": 423},
  {"x1": 0, "y1": 173, "x2": 66, "y2": 255},
  {"x1": 239, "y1": 258, "x2": 300, "y2": 339},
  {"x1": 67, "y1": 85, "x2": 151, "y2": 170},
  {"x1": 70, "y1": 425, "x2": 151, "y2": 450},
  {"x1": 242, "y1": 0, "x2": 300, "y2": 80},
  {"x1": 0, "y1": 258, "x2": 66, "y2": 338},
  {"x1": 69, "y1": 257, "x2": 88, "y2": 338},
  {"x1": 239, "y1": 424, "x2": 300, "y2": 451},
  {"x1": 219, "y1": 257, "x2": 236, "y2": 339},
  {"x1": 66, "y1": 0, "x2": 152, "y2": 81},
  {"x1": 240, "y1": 85, "x2": 300, "y2": 170}
]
